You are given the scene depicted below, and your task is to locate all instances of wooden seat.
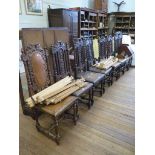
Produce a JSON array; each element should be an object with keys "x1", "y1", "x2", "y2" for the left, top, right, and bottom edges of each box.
[
  {"x1": 89, "y1": 66, "x2": 112, "y2": 75},
  {"x1": 112, "y1": 62, "x2": 121, "y2": 68},
  {"x1": 73, "y1": 82, "x2": 93, "y2": 96},
  {"x1": 77, "y1": 71, "x2": 105, "y2": 85},
  {"x1": 89, "y1": 67, "x2": 113, "y2": 86},
  {"x1": 41, "y1": 96, "x2": 78, "y2": 117}
]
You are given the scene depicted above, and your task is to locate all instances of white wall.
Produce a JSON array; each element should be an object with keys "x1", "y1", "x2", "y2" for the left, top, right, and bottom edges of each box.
[
  {"x1": 86, "y1": 0, "x2": 135, "y2": 12},
  {"x1": 19, "y1": 0, "x2": 89, "y2": 29},
  {"x1": 108, "y1": 0, "x2": 135, "y2": 12}
]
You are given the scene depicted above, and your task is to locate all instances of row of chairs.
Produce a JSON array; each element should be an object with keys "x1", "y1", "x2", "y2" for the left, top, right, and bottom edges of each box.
[{"x1": 20, "y1": 32, "x2": 133, "y2": 145}]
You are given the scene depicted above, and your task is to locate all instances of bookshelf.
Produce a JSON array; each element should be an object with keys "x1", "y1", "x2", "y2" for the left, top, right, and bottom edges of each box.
[
  {"x1": 110, "y1": 12, "x2": 135, "y2": 44},
  {"x1": 97, "y1": 11, "x2": 109, "y2": 36},
  {"x1": 70, "y1": 7, "x2": 108, "y2": 38}
]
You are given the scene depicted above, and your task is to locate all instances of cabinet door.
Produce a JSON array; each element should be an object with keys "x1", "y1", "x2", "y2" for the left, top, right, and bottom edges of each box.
[
  {"x1": 48, "y1": 9, "x2": 63, "y2": 27},
  {"x1": 63, "y1": 10, "x2": 78, "y2": 47},
  {"x1": 63, "y1": 10, "x2": 72, "y2": 33},
  {"x1": 71, "y1": 11, "x2": 78, "y2": 38}
]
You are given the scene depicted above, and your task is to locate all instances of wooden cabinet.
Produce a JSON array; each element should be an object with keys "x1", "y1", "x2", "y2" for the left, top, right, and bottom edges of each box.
[
  {"x1": 94, "y1": 0, "x2": 108, "y2": 12},
  {"x1": 48, "y1": 8, "x2": 78, "y2": 47}
]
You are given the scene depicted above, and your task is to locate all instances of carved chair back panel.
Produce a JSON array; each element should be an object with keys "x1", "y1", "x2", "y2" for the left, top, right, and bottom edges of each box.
[
  {"x1": 118, "y1": 32, "x2": 122, "y2": 47},
  {"x1": 83, "y1": 37, "x2": 95, "y2": 67},
  {"x1": 107, "y1": 35, "x2": 113, "y2": 58},
  {"x1": 114, "y1": 32, "x2": 122, "y2": 53},
  {"x1": 74, "y1": 38, "x2": 88, "y2": 74},
  {"x1": 114, "y1": 32, "x2": 119, "y2": 53},
  {"x1": 50, "y1": 41, "x2": 71, "y2": 82},
  {"x1": 21, "y1": 44, "x2": 52, "y2": 95},
  {"x1": 98, "y1": 36, "x2": 107, "y2": 60}
]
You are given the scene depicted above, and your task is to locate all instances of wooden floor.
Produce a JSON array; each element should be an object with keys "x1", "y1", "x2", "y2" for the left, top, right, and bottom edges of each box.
[{"x1": 20, "y1": 68, "x2": 135, "y2": 155}]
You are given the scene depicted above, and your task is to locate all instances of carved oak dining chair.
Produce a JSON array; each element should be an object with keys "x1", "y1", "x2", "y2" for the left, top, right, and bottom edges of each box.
[
  {"x1": 104, "y1": 34, "x2": 121, "y2": 80},
  {"x1": 87, "y1": 36, "x2": 113, "y2": 86},
  {"x1": 115, "y1": 32, "x2": 132, "y2": 74},
  {"x1": 50, "y1": 41, "x2": 94, "y2": 109},
  {"x1": 21, "y1": 44, "x2": 79, "y2": 145},
  {"x1": 73, "y1": 38, "x2": 105, "y2": 96}
]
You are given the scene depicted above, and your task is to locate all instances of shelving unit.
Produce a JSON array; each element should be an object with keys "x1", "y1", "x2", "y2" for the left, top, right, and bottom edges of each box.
[
  {"x1": 110, "y1": 12, "x2": 135, "y2": 44},
  {"x1": 98, "y1": 11, "x2": 109, "y2": 36},
  {"x1": 48, "y1": 7, "x2": 109, "y2": 42},
  {"x1": 70, "y1": 7, "x2": 108, "y2": 38},
  {"x1": 74, "y1": 8, "x2": 98, "y2": 38}
]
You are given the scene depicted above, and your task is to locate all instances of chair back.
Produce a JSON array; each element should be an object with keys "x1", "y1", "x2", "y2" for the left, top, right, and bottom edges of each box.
[
  {"x1": 98, "y1": 36, "x2": 107, "y2": 60},
  {"x1": 83, "y1": 37, "x2": 95, "y2": 68},
  {"x1": 50, "y1": 41, "x2": 72, "y2": 82},
  {"x1": 107, "y1": 35, "x2": 113, "y2": 58},
  {"x1": 114, "y1": 31, "x2": 122, "y2": 53},
  {"x1": 21, "y1": 44, "x2": 52, "y2": 96},
  {"x1": 73, "y1": 38, "x2": 88, "y2": 77}
]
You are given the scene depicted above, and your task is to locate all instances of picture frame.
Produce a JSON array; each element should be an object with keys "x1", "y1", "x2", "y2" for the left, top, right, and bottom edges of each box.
[{"x1": 25, "y1": 0, "x2": 43, "y2": 15}]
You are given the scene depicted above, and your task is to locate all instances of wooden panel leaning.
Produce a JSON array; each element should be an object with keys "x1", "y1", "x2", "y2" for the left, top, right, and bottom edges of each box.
[{"x1": 21, "y1": 44, "x2": 79, "y2": 145}]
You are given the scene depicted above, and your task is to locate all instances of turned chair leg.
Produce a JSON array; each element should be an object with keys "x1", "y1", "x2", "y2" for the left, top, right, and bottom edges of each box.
[
  {"x1": 91, "y1": 88, "x2": 94, "y2": 106},
  {"x1": 106, "y1": 75, "x2": 111, "y2": 87},
  {"x1": 100, "y1": 82, "x2": 103, "y2": 96},
  {"x1": 76, "y1": 101, "x2": 79, "y2": 119},
  {"x1": 88, "y1": 90, "x2": 92, "y2": 109},
  {"x1": 111, "y1": 72, "x2": 113, "y2": 85},
  {"x1": 102, "y1": 84, "x2": 105, "y2": 94},
  {"x1": 35, "y1": 115, "x2": 40, "y2": 132},
  {"x1": 54, "y1": 117, "x2": 60, "y2": 145},
  {"x1": 73, "y1": 103, "x2": 78, "y2": 125}
]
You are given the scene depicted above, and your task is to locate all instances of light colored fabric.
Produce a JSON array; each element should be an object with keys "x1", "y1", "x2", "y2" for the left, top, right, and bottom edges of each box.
[
  {"x1": 129, "y1": 44, "x2": 135, "y2": 66},
  {"x1": 93, "y1": 39, "x2": 99, "y2": 59},
  {"x1": 122, "y1": 35, "x2": 131, "y2": 45}
]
